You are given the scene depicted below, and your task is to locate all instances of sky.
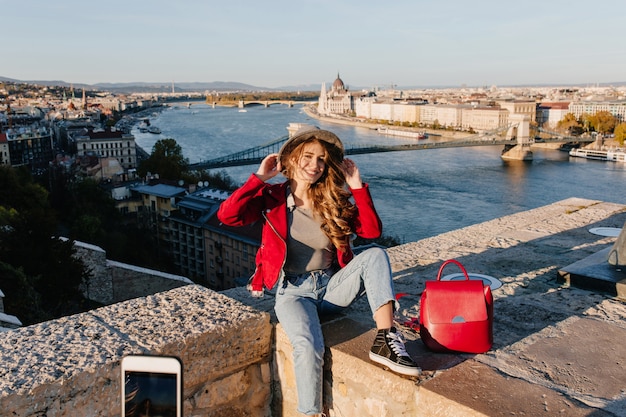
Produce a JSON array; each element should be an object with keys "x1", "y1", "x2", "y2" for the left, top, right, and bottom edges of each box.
[{"x1": 2, "y1": 0, "x2": 625, "y2": 89}]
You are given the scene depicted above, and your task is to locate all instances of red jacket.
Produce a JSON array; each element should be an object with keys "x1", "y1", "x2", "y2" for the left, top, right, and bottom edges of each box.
[{"x1": 217, "y1": 174, "x2": 382, "y2": 293}]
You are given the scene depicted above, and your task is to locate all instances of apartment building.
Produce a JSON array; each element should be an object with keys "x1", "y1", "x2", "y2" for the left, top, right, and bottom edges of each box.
[
  {"x1": 114, "y1": 182, "x2": 262, "y2": 290},
  {"x1": 354, "y1": 98, "x2": 536, "y2": 132},
  {"x1": 0, "y1": 134, "x2": 9, "y2": 165},
  {"x1": 203, "y1": 216, "x2": 261, "y2": 290},
  {"x1": 462, "y1": 106, "x2": 509, "y2": 131},
  {"x1": 75, "y1": 127, "x2": 137, "y2": 170},
  {"x1": 568, "y1": 100, "x2": 626, "y2": 123},
  {"x1": 496, "y1": 100, "x2": 537, "y2": 123},
  {"x1": 168, "y1": 187, "x2": 261, "y2": 290},
  {"x1": 355, "y1": 97, "x2": 423, "y2": 124},
  {"x1": 1, "y1": 125, "x2": 54, "y2": 169},
  {"x1": 536, "y1": 102, "x2": 571, "y2": 129}
]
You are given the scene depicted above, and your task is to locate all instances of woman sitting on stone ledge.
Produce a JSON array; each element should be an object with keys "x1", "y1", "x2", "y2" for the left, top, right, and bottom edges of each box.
[{"x1": 217, "y1": 127, "x2": 420, "y2": 416}]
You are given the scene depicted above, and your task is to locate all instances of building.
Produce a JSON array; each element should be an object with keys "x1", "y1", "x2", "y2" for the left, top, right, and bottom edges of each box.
[
  {"x1": 461, "y1": 106, "x2": 509, "y2": 131},
  {"x1": 1, "y1": 125, "x2": 54, "y2": 169},
  {"x1": 168, "y1": 187, "x2": 261, "y2": 290},
  {"x1": 318, "y1": 73, "x2": 355, "y2": 116},
  {"x1": 420, "y1": 104, "x2": 465, "y2": 128},
  {"x1": 536, "y1": 102, "x2": 571, "y2": 129},
  {"x1": 130, "y1": 183, "x2": 187, "y2": 250},
  {"x1": 75, "y1": 127, "x2": 137, "y2": 171},
  {"x1": 0, "y1": 134, "x2": 9, "y2": 165},
  {"x1": 355, "y1": 97, "x2": 423, "y2": 125},
  {"x1": 496, "y1": 100, "x2": 537, "y2": 123},
  {"x1": 568, "y1": 100, "x2": 626, "y2": 123},
  {"x1": 123, "y1": 183, "x2": 262, "y2": 291}
]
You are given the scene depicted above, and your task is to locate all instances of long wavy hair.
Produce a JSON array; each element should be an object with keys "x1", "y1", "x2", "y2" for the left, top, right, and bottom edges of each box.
[{"x1": 283, "y1": 138, "x2": 356, "y2": 250}]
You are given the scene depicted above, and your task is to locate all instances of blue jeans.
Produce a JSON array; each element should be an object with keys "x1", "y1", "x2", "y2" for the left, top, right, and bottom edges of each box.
[{"x1": 274, "y1": 247, "x2": 395, "y2": 415}]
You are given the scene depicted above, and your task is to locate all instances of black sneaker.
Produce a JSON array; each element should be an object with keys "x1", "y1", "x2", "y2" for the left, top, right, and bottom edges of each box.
[{"x1": 369, "y1": 327, "x2": 421, "y2": 377}]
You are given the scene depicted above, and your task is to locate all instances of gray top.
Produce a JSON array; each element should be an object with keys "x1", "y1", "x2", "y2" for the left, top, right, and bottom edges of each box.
[{"x1": 283, "y1": 192, "x2": 333, "y2": 274}]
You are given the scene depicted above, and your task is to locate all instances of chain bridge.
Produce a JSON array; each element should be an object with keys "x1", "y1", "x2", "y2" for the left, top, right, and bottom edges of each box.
[{"x1": 188, "y1": 116, "x2": 594, "y2": 170}]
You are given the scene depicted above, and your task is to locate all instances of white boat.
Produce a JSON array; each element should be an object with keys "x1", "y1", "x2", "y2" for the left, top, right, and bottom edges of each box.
[
  {"x1": 238, "y1": 109, "x2": 247, "y2": 113},
  {"x1": 138, "y1": 118, "x2": 150, "y2": 133},
  {"x1": 147, "y1": 126, "x2": 161, "y2": 134},
  {"x1": 377, "y1": 126, "x2": 427, "y2": 139},
  {"x1": 569, "y1": 148, "x2": 626, "y2": 162}
]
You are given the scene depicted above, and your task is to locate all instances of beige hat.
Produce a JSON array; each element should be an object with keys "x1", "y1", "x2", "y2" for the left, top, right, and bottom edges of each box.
[{"x1": 278, "y1": 126, "x2": 344, "y2": 166}]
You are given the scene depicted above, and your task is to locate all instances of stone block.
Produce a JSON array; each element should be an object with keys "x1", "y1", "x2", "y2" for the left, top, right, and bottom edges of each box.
[{"x1": 0, "y1": 285, "x2": 272, "y2": 416}]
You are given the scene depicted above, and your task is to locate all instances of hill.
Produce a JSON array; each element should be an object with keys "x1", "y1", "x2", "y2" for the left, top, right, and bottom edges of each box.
[{"x1": 0, "y1": 76, "x2": 322, "y2": 93}]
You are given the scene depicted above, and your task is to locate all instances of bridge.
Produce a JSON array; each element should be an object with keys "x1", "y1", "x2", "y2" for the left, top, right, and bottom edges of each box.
[
  {"x1": 199, "y1": 100, "x2": 314, "y2": 109},
  {"x1": 237, "y1": 100, "x2": 314, "y2": 108},
  {"x1": 188, "y1": 116, "x2": 595, "y2": 170}
]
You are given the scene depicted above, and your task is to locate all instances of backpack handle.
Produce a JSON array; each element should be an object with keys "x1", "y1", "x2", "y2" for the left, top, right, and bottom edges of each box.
[{"x1": 436, "y1": 259, "x2": 470, "y2": 281}]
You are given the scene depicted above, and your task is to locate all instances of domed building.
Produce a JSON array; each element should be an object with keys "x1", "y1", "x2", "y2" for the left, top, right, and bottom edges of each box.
[{"x1": 318, "y1": 73, "x2": 355, "y2": 116}]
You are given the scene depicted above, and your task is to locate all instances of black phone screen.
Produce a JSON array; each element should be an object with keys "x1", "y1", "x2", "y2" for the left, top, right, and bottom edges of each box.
[{"x1": 124, "y1": 371, "x2": 178, "y2": 417}]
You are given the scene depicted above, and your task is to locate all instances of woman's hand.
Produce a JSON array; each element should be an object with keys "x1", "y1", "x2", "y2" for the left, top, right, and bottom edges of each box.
[
  {"x1": 255, "y1": 153, "x2": 281, "y2": 182},
  {"x1": 342, "y1": 158, "x2": 363, "y2": 189}
]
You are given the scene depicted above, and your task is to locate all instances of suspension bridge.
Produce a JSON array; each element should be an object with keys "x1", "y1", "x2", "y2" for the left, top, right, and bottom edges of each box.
[{"x1": 188, "y1": 116, "x2": 594, "y2": 170}]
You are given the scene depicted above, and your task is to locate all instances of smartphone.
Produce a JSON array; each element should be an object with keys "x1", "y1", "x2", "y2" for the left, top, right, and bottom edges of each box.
[{"x1": 121, "y1": 354, "x2": 183, "y2": 417}]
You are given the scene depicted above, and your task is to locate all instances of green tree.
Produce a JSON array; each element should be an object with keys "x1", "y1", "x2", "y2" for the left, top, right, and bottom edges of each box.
[
  {"x1": 64, "y1": 177, "x2": 121, "y2": 241},
  {"x1": 0, "y1": 262, "x2": 44, "y2": 325},
  {"x1": 182, "y1": 169, "x2": 239, "y2": 191},
  {"x1": 138, "y1": 138, "x2": 189, "y2": 180},
  {"x1": 0, "y1": 166, "x2": 90, "y2": 324}
]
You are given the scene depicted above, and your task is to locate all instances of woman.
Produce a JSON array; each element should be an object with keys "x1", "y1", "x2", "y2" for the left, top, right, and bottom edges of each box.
[{"x1": 217, "y1": 127, "x2": 420, "y2": 416}]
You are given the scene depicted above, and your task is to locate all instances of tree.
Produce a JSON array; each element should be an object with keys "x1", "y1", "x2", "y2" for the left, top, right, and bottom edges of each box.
[
  {"x1": 64, "y1": 177, "x2": 121, "y2": 244},
  {"x1": 579, "y1": 112, "x2": 593, "y2": 134},
  {"x1": 614, "y1": 123, "x2": 626, "y2": 145},
  {"x1": 0, "y1": 262, "x2": 44, "y2": 325},
  {"x1": 557, "y1": 113, "x2": 580, "y2": 133},
  {"x1": 0, "y1": 166, "x2": 90, "y2": 324},
  {"x1": 590, "y1": 110, "x2": 617, "y2": 134},
  {"x1": 181, "y1": 169, "x2": 239, "y2": 191},
  {"x1": 138, "y1": 138, "x2": 189, "y2": 180}
]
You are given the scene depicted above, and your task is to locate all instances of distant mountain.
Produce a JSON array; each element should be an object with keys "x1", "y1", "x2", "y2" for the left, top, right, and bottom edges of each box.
[
  {"x1": 0, "y1": 76, "x2": 324, "y2": 93},
  {"x1": 93, "y1": 81, "x2": 275, "y2": 93},
  {"x1": 2, "y1": 75, "x2": 624, "y2": 93},
  {"x1": 0, "y1": 76, "x2": 94, "y2": 90}
]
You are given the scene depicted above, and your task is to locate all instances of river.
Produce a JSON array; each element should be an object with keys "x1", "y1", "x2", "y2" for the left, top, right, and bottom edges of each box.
[{"x1": 133, "y1": 103, "x2": 626, "y2": 244}]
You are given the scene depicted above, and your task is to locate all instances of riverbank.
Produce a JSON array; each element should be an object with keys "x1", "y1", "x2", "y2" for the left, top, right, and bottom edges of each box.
[
  {"x1": 302, "y1": 104, "x2": 625, "y2": 151},
  {"x1": 302, "y1": 104, "x2": 470, "y2": 140}
]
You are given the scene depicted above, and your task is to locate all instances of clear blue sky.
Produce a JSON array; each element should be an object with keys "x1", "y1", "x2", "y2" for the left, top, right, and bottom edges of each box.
[{"x1": 3, "y1": 0, "x2": 624, "y2": 88}]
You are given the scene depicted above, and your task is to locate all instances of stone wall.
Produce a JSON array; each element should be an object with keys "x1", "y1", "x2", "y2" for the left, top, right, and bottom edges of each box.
[
  {"x1": 73, "y1": 240, "x2": 193, "y2": 305},
  {"x1": 2, "y1": 198, "x2": 624, "y2": 417},
  {"x1": 0, "y1": 285, "x2": 273, "y2": 417}
]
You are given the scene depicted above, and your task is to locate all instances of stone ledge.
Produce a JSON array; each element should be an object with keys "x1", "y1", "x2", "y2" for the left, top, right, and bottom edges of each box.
[
  {"x1": 2, "y1": 198, "x2": 626, "y2": 417},
  {"x1": 0, "y1": 285, "x2": 272, "y2": 416},
  {"x1": 265, "y1": 198, "x2": 626, "y2": 417}
]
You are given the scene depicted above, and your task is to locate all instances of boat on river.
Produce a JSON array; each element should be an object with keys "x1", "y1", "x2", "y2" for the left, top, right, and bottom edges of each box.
[
  {"x1": 138, "y1": 118, "x2": 150, "y2": 133},
  {"x1": 377, "y1": 126, "x2": 427, "y2": 139},
  {"x1": 569, "y1": 148, "x2": 626, "y2": 162},
  {"x1": 147, "y1": 126, "x2": 161, "y2": 134}
]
